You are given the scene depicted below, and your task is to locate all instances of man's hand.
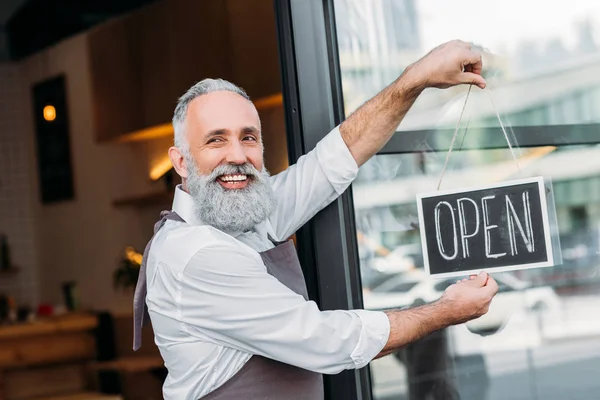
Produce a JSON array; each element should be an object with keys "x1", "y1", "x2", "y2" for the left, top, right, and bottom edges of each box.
[
  {"x1": 407, "y1": 40, "x2": 487, "y2": 90},
  {"x1": 376, "y1": 271, "x2": 498, "y2": 359},
  {"x1": 340, "y1": 39, "x2": 487, "y2": 167},
  {"x1": 438, "y1": 271, "x2": 499, "y2": 326}
]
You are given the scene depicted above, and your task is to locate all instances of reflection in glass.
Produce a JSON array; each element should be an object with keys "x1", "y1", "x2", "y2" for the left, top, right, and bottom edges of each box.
[
  {"x1": 356, "y1": 147, "x2": 600, "y2": 400},
  {"x1": 335, "y1": 0, "x2": 600, "y2": 399}
]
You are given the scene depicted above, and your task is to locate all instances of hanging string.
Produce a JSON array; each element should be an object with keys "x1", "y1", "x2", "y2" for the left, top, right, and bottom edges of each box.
[
  {"x1": 436, "y1": 85, "x2": 472, "y2": 190},
  {"x1": 486, "y1": 87, "x2": 521, "y2": 171},
  {"x1": 457, "y1": 118, "x2": 471, "y2": 154},
  {"x1": 449, "y1": 117, "x2": 471, "y2": 176},
  {"x1": 436, "y1": 84, "x2": 521, "y2": 191}
]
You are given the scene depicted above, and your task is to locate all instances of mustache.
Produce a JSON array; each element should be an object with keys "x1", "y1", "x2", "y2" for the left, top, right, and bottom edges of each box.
[{"x1": 205, "y1": 163, "x2": 261, "y2": 182}]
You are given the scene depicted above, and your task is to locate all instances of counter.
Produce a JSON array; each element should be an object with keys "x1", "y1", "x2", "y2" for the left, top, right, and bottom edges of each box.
[{"x1": 0, "y1": 313, "x2": 104, "y2": 400}]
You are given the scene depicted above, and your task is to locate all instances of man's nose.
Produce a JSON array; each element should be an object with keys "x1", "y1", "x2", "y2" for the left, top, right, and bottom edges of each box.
[{"x1": 225, "y1": 141, "x2": 247, "y2": 165}]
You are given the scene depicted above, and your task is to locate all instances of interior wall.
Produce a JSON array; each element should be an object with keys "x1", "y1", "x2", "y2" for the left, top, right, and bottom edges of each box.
[
  {"x1": 0, "y1": 63, "x2": 40, "y2": 308},
  {"x1": 226, "y1": 0, "x2": 282, "y2": 99},
  {"x1": 2, "y1": 0, "x2": 289, "y2": 315},
  {"x1": 18, "y1": 34, "x2": 166, "y2": 314}
]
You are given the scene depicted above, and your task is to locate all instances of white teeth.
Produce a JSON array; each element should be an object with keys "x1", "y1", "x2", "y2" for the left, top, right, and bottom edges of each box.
[{"x1": 220, "y1": 174, "x2": 247, "y2": 182}]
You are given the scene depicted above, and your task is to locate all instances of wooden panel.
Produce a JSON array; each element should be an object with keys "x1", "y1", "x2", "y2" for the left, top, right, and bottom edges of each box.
[
  {"x1": 0, "y1": 314, "x2": 98, "y2": 341},
  {"x1": 87, "y1": 0, "x2": 282, "y2": 142},
  {"x1": 87, "y1": 0, "x2": 234, "y2": 141},
  {"x1": 259, "y1": 103, "x2": 289, "y2": 175},
  {"x1": 120, "y1": 372, "x2": 163, "y2": 400},
  {"x1": 166, "y1": 0, "x2": 234, "y2": 99},
  {"x1": 87, "y1": 15, "x2": 144, "y2": 142},
  {"x1": 32, "y1": 393, "x2": 122, "y2": 400},
  {"x1": 0, "y1": 332, "x2": 96, "y2": 369},
  {"x1": 3, "y1": 364, "x2": 87, "y2": 400},
  {"x1": 111, "y1": 314, "x2": 159, "y2": 359},
  {"x1": 226, "y1": 0, "x2": 281, "y2": 98},
  {"x1": 92, "y1": 356, "x2": 163, "y2": 373},
  {"x1": 138, "y1": 1, "x2": 174, "y2": 129}
]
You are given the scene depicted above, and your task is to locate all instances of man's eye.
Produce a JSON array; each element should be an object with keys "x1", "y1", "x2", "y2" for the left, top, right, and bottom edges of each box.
[
  {"x1": 208, "y1": 138, "x2": 223, "y2": 143},
  {"x1": 243, "y1": 136, "x2": 256, "y2": 141}
]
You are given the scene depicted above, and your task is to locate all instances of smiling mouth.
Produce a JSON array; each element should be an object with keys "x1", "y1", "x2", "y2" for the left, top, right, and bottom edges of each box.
[{"x1": 217, "y1": 174, "x2": 250, "y2": 189}]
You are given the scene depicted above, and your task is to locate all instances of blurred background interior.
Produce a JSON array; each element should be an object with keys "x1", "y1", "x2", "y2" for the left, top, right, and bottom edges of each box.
[
  {"x1": 2, "y1": 0, "x2": 600, "y2": 399},
  {"x1": 0, "y1": 0, "x2": 287, "y2": 399}
]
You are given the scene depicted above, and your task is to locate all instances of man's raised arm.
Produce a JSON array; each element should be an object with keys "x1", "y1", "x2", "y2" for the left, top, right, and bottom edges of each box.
[
  {"x1": 267, "y1": 40, "x2": 486, "y2": 240},
  {"x1": 340, "y1": 40, "x2": 487, "y2": 167}
]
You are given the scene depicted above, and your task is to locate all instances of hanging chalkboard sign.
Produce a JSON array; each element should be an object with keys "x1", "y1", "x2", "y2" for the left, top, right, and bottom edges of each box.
[{"x1": 416, "y1": 177, "x2": 555, "y2": 278}]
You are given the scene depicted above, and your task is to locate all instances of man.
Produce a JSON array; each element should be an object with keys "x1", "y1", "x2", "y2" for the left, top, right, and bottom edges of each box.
[{"x1": 133, "y1": 40, "x2": 498, "y2": 399}]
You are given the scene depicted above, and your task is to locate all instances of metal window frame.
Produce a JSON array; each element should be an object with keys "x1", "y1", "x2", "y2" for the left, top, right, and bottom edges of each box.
[
  {"x1": 380, "y1": 123, "x2": 600, "y2": 154},
  {"x1": 274, "y1": 0, "x2": 373, "y2": 399},
  {"x1": 275, "y1": 2, "x2": 600, "y2": 400}
]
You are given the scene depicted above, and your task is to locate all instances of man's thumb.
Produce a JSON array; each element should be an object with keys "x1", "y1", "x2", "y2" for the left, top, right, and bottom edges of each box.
[
  {"x1": 475, "y1": 271, "x2": 489, "y2": 286},
  {"x1": 461, "y1": 72, "x2": 486, "y2": 89}
]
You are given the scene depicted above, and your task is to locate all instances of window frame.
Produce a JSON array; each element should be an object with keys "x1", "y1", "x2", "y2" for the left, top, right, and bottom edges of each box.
[
  {"x1": 381, "y1": 123, "x2": 600, "y2": 154},
  {"x1": 276, "y1": 1, "x2": 600, "y2": 400},
  {"x1": 274, "y1": 0, "x2": 373, "y2": 399}
]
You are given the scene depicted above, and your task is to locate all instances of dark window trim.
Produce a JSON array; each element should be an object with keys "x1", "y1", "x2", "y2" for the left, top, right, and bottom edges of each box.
[
  {"x1": 274, "y1": 0, "x2": 373, "y2": 399},
  {"x1": 323, "y1": 1, "x2": 375, "y2": 397},
  {"x1": 274, "y1": 1, "x2": 600, "y2": 399},
  {"x1": 380, "y1": 123, "x2": 600, "y2": 154}
]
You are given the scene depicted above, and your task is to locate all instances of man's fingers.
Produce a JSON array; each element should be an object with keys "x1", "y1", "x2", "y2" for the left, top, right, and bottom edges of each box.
[
  {"x1": 477, "y1": 271, "x2": 488, "y2": 285},
  {"x1": 462, "y1": 50, "x2": 483, "y2": 73},
  {"x1": 484, "y1": 276, "x2": 499, "y2": 296},
  {"x1": 458, "y1": 48, "x2": 485, "y2": 88},
  {"x1": 460, "y1": 72, "x2": 486, "y2": 89},
  {"x1": 464, "y1": 271, "x2": 488, "y2": 287}
]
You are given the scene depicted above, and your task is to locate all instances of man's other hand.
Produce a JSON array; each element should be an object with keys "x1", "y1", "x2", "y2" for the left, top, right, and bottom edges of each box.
[
  {"x1": 407, "y1": 40, "x2": 487, "y2": 90},
  {"x1": 438, "y1": 271, "x2": 499, "y2": 325}
]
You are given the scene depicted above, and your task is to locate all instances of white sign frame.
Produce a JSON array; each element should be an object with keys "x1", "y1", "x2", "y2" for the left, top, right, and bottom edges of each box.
[{"x1": 416, "y1": 176, "x2": 555, "y2": 278}]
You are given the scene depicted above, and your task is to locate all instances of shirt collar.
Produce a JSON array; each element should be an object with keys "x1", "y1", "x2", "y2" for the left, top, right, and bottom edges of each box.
[
  {"x1": 171, "y1": 184, "x2": 202, "y2": 226},
  {"x1": 171, "y1": 184, "x2": 270, "y2": 241}
]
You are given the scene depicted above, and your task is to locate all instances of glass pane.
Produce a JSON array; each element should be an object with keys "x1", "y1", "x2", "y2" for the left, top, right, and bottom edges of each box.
[
  {"x1": 335, "y1": 0, "x2": 600, "y2": 131},
  {"x1": 356, "y1": 147, "x2": 600, "y2": 400},
  {"x1": 334, "y1": 1, "x2": 600, "y2": 399}
]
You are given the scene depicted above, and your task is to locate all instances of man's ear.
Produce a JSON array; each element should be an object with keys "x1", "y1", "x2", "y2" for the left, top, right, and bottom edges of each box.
[{"x1": 169, "y1": 146, "x2": 189, "y2": 179}]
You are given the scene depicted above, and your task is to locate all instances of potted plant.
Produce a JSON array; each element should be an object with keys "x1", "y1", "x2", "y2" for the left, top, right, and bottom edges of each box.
[{"x1": 113, "y1": 246, "x2": 143, "y2": 291}]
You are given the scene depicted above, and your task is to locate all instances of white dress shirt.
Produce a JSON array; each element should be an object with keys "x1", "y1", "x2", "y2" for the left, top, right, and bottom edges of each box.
[{"x1": 146, "y1": 126, "x2": 391, "y2": 399}]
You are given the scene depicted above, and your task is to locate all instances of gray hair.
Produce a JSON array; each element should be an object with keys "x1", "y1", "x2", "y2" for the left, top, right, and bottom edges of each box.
[{"x1": 172, "y1": 78, "x2": 251, "y2": 158}]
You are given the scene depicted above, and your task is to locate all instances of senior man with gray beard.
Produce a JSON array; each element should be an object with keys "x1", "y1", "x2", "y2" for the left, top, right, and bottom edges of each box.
[{"x1": 133, "y1": 40, "x2": 499, "y2": 400}]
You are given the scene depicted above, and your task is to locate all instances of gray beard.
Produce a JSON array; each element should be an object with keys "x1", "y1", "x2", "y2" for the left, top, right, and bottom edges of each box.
[{"x1": 186, "y1": 162, "x2": 276, "y2": 233}]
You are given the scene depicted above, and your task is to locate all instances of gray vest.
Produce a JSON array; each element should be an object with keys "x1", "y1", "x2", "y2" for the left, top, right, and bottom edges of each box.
[{"x1": 133, "y1": 211, "x2": 324, "y2": 399}]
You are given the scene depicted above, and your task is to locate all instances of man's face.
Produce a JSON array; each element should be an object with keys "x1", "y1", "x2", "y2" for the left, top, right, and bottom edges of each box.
[
  {"x1": 185, "y1": 91, "x2": 264, "y2": 187},
  {"x1": 180, "y1": 91, "x2": 276, "y2": 233}
]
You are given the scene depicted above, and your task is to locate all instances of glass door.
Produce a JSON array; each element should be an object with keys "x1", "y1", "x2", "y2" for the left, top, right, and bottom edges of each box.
[
  {"x1": 276, "y1": 0, "x2": 600, "y2": 399},
  {"x1": 332, "y1": 1, "x2": 600, "y2": 399}
]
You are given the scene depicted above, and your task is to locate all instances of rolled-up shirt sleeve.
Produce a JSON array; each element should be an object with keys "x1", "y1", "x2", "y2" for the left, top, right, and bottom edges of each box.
[
  {"x1": 178, "y1": 238, "x2": 390, "y2": 374},
  {"x1": 268, "y1": 125, "x2": 359, "y2": 241},
  {"x1": 314, "y1": 124, "x2": 359, "y2": 194}
]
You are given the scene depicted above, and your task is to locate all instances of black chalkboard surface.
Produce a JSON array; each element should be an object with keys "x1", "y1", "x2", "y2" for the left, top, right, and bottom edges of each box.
[{"x1": 417, "y1": 177, "x2": 555, "y2": 277}]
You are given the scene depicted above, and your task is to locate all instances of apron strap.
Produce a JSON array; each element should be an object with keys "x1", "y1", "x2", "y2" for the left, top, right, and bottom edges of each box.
[
  {"x1": 267, "y1": 233, "x2": 293, "y2": 247},
  {"x1": 267, "y1": 234, "x2": 284, "y2": 246},
  {"x1": 133, "y1": 210, "x2": 184, "y2": 350}
]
